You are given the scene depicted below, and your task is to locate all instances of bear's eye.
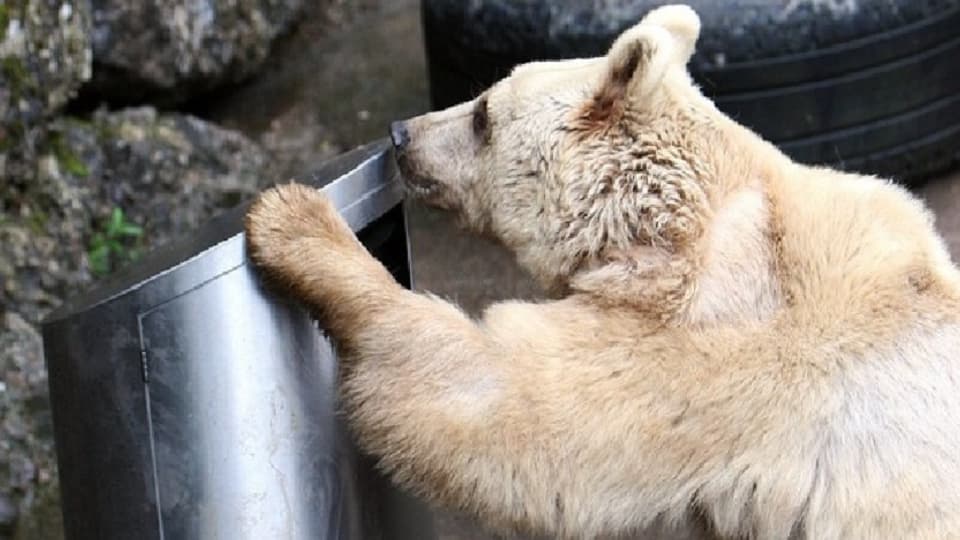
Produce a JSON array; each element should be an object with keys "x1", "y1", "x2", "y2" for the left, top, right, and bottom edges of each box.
[{"x1": 472, "y1": 96, "x2": 490, "y2": 140}]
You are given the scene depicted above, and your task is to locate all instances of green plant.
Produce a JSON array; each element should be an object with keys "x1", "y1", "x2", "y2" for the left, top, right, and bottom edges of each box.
[{"x1": 87, "y1": 208, "x2": 143, "y2": 276}]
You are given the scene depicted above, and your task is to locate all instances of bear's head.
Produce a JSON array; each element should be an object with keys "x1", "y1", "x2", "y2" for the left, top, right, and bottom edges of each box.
[{"x1": 392, "y1": 5, "x2": 763, "y2": 314}]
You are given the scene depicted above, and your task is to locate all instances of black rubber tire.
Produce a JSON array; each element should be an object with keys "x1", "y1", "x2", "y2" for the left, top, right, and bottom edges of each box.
[{"x1": 422, "y1": 0, "x2": 960, "y2": 183}]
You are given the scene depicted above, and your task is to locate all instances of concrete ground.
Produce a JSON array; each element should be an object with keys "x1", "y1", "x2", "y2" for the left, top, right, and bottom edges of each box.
[
  {"x1": 205, "y1": 1, "x2": 960, "y2": 538},
  {"x1": 920, "y1": 173, "x2": 960, "y2": 260}
]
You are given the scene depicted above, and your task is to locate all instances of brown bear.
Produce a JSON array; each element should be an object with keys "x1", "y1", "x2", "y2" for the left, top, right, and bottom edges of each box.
[{"x1": 244, "y1": 5, "x2": 960, "y2": 539}]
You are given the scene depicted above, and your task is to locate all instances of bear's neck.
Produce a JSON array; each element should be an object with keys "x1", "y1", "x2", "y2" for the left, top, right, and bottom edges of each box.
[
  {"x1": 681, "y1": 118, "x2": 789, "y2": 325},
  {"x1": 683, "y1": 183, "x2": 782, "y2": 325},
  {"x1": 568, "y1": 105, "x2": 791, "y2": 325}
]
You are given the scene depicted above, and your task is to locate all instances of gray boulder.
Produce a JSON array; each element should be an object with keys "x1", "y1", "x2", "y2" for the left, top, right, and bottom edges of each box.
[
  {"x1": 0, "y1": 106, "x2": 275, "y2": 539},
  {"x1": 0, "y1": 312, "x2": 56, "y2": 539},
  {"x1": 0, "y1": 0, "x2": 93, "y2": 180},
  {"x1": 87, "y1": 0, "x2": 305, "y2": 103}
]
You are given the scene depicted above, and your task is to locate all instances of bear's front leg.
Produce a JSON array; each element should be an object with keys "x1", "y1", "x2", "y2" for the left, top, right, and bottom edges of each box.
[
  {"x1": 244, "y1": 183, "x2": 574, "y2": 536},
  {"x1": 244, "y1": 183, "x2": 753, "y2": 539},
  {"x1": 244, "y1": 183, "x2": 402, "y2": 336}
]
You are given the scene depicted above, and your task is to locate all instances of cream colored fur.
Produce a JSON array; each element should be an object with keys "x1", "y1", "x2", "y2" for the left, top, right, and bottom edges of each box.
[{"x1": 245, "y1": 5, "x2": 960, "y2": 539}]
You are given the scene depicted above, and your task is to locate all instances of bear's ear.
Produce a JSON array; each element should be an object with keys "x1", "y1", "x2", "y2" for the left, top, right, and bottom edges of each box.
[
  {"x1": 637, "y1": 4, "x2": 701, "y2": 64},
  {"x1": 588, "y1": 5, "x2": 701, "y2": 120}
]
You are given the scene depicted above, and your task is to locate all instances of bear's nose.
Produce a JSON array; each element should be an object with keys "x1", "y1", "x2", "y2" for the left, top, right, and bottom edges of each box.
[{"x1": 389, "y1": 121, "x2": 410, "y2": 151}]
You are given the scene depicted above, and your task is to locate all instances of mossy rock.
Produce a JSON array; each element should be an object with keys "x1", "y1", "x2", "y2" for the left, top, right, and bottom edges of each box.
[{"x1": 0, "y1": 0, "x2": 92, "y2": 137}]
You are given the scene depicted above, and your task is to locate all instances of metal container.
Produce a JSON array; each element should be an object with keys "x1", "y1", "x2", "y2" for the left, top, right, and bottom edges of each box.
[{"x1": 42, "y1": 141, "x2": 437, "y2": 540}]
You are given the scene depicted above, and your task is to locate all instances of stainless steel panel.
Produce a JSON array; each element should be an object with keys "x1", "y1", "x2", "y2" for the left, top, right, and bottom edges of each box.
[{"x1": 42, "y1": 140, "x2": 436, "y2": 540}]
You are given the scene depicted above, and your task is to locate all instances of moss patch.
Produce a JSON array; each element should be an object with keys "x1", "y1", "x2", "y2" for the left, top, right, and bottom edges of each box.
[
  {"x1": 0, "y1": 4, "x2": 9, "y2": 41},
  {"x1": 25, "y1": 207, "x2": 48, "y2": 235},
  {"x1": 0, "y1": 125, "x2": 12, "y2": 152},
  {"x1": 1, "y1": 56, "x2": 36, "y2": 99},
  {"x1": 47, "y1": 133, "x2": 89, "y2": 177}
]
